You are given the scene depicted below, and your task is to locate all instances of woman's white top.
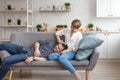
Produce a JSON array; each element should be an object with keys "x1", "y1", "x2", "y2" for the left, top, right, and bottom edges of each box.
[{"x1": 56, "y1": 28, "x2": 82, "y2": 51}]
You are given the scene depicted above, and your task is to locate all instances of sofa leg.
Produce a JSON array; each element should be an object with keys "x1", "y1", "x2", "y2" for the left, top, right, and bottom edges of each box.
[
  {"x1": 8, "y1": 70, "x2": 13, "y2": 80},
  {"x1": 85, "y1": 70, "x2": 89, "y2": 80},
  {"x1": 20, "y1": 69, "x2": 22, "y2": 77}
]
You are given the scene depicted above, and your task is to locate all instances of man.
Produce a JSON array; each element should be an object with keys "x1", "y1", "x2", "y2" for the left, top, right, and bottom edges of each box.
[{"x1": 0, "y1": 39, "x2": 67, "y2": 80}]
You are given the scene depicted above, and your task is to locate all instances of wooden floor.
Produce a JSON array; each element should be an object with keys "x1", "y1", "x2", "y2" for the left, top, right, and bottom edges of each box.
[{"x1": 4, "y1": 60, "x2": 120, "y2": 80}]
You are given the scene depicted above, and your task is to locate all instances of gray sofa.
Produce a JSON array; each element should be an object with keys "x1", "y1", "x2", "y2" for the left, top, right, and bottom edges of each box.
[{"x1": 0, "y1": 32, "x2": 99, "y2": 80}]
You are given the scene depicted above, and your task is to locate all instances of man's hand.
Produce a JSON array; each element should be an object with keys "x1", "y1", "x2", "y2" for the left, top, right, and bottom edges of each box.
[
  {"x1": 34, "y1": 57, "x2": 47, "y2": 61},
  {"x1": 25, "y1": 57, "x2": 33, "y2": 64},
  {"x1": 34, "y1": 42, "x2": 41, "y2": 57},
  {"x1": 34, "y1": 49, "x2": 41, "y2": 57}
]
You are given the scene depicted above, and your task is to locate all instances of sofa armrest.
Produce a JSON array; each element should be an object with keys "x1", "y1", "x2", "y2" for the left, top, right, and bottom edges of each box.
[
  {"x1": 87, "y1": 48, "x2": 99, "y2": 71},
  {"x1": 0, "y1": 50, "x2": 11, "y2": 61}
]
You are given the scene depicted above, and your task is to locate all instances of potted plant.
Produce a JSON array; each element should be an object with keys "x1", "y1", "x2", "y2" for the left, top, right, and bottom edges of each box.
[
  {"x1": 7, "y1": 19, "x2": 11, "y2": 25},
  {"x1": 17, "y1": 19, "x2": 21, "y2": 25},
  {"x1": 36, "y1": 24, "x2": 43, "y2": 31},
  {"x1": 87, "y1": 23, "x2": 94, "y2": 31},
  {"x1": 64, "y1": 2, "x2": 71, "y2": 10},
  {"x1": 7, "y1": 4, "x2": 12, "y2": 10},
  {"x1": 56, "y1": 25, "x2": 61, "y2": 31},
  {"x1": 59, "y1": 25, "x2": 64, "y2": 29},
  {"x1": 56, "y1": 25, "x2": 65, "y2": 31},
  {"x1": 63, "y1": 25, "x2": 68, "y2": 28}
]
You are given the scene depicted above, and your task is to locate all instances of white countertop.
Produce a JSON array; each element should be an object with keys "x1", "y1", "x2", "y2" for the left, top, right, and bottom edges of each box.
[{"x1": 82, "y1": 31, "x2": 120, "y2": 34}]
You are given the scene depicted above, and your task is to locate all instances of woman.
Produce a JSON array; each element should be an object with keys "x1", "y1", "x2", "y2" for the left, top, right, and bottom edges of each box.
[{"x1": 48, "y1": 19, "x2": 83, "y2": 80}]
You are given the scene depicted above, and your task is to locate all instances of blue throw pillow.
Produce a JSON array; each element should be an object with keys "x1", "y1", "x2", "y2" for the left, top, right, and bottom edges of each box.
[
  {"x1": 79, "y1": 34, "x2": 103, "y2": 49},
  {"x1": 75, "y1": 49, "x2": 94, "y2": 60},
  {"x1": 75, "y1": 34, "x2": 104, "y2": 61}
]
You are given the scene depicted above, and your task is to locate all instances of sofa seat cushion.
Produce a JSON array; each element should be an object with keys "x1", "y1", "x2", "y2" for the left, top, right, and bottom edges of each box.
[{"x1": 12, "y1": 60, "x2": 89, "y2": 67}]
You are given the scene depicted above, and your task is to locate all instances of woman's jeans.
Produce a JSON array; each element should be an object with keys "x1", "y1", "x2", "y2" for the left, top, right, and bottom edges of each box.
[
  {"x1": 0, "y1": 43, "x2": 27, "y2": 80},
  {"x1": 48, "y1": 51, "x2": 76, "y2": 74}
]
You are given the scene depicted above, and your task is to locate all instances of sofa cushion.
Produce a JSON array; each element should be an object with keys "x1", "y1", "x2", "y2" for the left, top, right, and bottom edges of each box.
[
  {"x1": 75, "y1": 49, "x2": 94, "y2": 60},
  {"x1": 75, "y1": 34, "x2": 103, "y2": 60},
  {"x1": 79, "y1": 34, "x2": 103, "y2": 49},
  {"x1": 11, "y1": 60, "x2": 89, "y2": 67}
]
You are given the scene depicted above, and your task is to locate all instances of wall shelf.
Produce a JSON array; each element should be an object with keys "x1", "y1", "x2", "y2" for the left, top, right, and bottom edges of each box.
[
  {"x1": 0, "y1": 25, "x2": 27, "y2": 28},
  {"x1": 0, "y1": 10, "x2": 26, "y2": 13},
  {"x1": 0, "y1": 0, "x2": 33, "y2": 43},
  {"x1": 39, "y1": 9, "x2": 71, "y2": 12},
  {"x1": 0, "y1": 40, "x2": 10, "y2": 42}
]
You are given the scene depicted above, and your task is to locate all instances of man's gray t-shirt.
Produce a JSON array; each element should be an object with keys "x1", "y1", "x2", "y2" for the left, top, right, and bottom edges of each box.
[{"x1": 22, "y1": 39, "x2": 56, "y2": 58}]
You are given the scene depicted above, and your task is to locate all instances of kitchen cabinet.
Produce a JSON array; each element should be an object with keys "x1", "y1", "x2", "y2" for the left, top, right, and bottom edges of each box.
[
  {"x1": 107, "y1": 34, "x2": 120, "y2": 59},
  {"x1": 97, "y1": 33, "x2": 107, "y2": 59},
  {"x1": 96, "y1": 0, "x2": 120, "y2": 17},
  {"x1": 97, "y1": 33, "x2": 120, "y2": 59}
]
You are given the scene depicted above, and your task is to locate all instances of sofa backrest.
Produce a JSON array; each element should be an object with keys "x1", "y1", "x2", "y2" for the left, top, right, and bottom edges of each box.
[
  {"x1": 10, "y1": 32, "x2": 93, "y2": 47},
  {"x1": 10, "y1": 32, "x2": 57, "y2": 47}
]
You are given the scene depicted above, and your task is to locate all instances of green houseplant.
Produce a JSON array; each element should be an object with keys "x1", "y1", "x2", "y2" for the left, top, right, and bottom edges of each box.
[
  {"x1": 56, "y1": 25, "x2": 61, "y2": 31},
  {"x1": 87, "y1": 23, "x2": 94, "y2": 31},
  {"x1": 64, "y1": 2, "x2": 71, "y2": 10},
  {"x1": 7, "y1": 19, "x2": 11, "y2": 25},
  {"x1": 36, "y1": 24, "x2": 43, "y2": 31},
  {"x1": 7, "y1": 4, "x2": 12, "y2": 10},
  {"x1": 63, "y1": 25, "x2": 68, "y2": 28},
  {"x1": 17, "y1": 19, "x2": 21, "y2": 25},
  {"x1": 56, "y1": 24, "x2": 68, "y2": 31}
]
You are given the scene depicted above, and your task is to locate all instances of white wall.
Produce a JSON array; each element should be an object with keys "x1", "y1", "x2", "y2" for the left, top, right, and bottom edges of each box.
[
  {"x1": 33, "y1": 0, "x2": 90, "y2": 31},
  {"x1": 1, "y1": 0, "x2": 120, "y2": 41},
  {"x1": 33, "y1": 0, "x2": 120, "y2": 31}
]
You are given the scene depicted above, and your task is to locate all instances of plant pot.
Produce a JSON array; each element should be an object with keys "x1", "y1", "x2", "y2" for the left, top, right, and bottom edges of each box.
[
  {"x1": 37, "y1": 28, "x2": 41, "y2": 31},
  {"x1": 65, "y1": 6, "x2": 71, "y2": 10},
  {"x1": 8, "y1": 22, "x2": 11, "y2": 25},
  {"x1": 17, "y1": 20, "x2": 21, "y2": 25},
  {"x1": 7, "y1": 5, "x2": 12, "y2": 10},
  {"x1": 89, "y1": 28, "x2": 94, "y2": 31},
  {"x1": 55, "y1": 28, "x2": 64, "y2": 31},
  {"x1": 8, "y1": 19, "x2": 11, "y2": 25}
]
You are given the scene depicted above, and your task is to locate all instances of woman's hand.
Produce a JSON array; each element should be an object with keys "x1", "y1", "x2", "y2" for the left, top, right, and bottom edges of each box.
[
  {"x1": 61, "y1": 49, "x2": 69, "y2": 54},
  {"x1": 34, "y1": 49, "x2": 41, "y2": 57},
  {"x1": 59, "y1": 40, "x2": 67, "y2": 45},
  {"x1": 25, "y1": 57, "x2": 33, "y2": 64}
]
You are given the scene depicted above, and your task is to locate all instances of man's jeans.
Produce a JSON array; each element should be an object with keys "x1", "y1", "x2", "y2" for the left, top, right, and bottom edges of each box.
[
  {"x1": 48, "y1": 51, "x2": 76, "y2": 74},
  {"x1": 0, "y1": 43, "x2": 27, "y2": 80}
]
